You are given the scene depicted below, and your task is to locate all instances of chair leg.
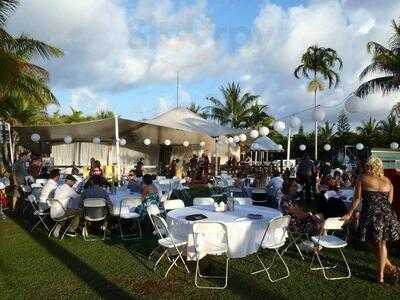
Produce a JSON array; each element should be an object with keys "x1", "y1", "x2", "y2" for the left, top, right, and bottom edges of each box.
[
  {"x1": 60, "y1": 221, "x2": 73, "y2": 240},
  {"x1": 162, "y1": 248, "x2": 190, "y2": 278},
  {"x1": 48, "y1": 222, "x2": 59, "y2": 238},
  {"x1": 148, "y1": 245, "x2": 162, "y2": 261},
  {"x1": 39, "y1": 215, "x2": 50, "y2": 231},
  {"x1": 120, "y1": 218, "x2": 142, "y2": 241},
  {"x1": 251, "y1": 249, "x2": 290, "y2": 282},
  {"x1": 311, "y1": 248, "x2": 350, "y2": 280},
  {"x1": 195, "y1": 256, "x2": 229, "y2": 289},
  {"x1": 154, "y1": 249, "x2": 168, "y2": 271}
]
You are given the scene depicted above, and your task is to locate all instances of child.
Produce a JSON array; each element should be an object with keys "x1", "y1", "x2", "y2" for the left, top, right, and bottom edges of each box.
[{"x1": 0, "y1": 182, "x2": 9, "y2": 209}]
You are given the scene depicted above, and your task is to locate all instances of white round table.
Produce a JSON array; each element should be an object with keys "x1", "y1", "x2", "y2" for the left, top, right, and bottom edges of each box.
[{"x1": 166, "y1": 205, "x2": 282, "y2": 260}]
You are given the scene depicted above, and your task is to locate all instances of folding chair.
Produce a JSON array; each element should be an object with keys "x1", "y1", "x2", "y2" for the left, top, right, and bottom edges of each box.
[
  {"x1": 28, "y1": 195, "x2": 50, "y2": 232},
  {"x1": 147, "y1": 204, "x2": 165, "y2": 261},
  {"x1": 251, "y1": 215, "x2": 291, "y2": 282},
  {"x1": 310, "y1": 217, "x2": 351, "y2": 280},
  {"x1": 232, "y1": 197, "x2": 253, "y2": 206},
  {"x1": 48, "y1": 199, "x2": 76, "y2": 240},
  {"x1": 118, "y1": 197, "x2": 142, "y2": 240},
  {"x1": 193, "y1": 222, "x2": 230, "y2": 289},
  {"x1": 82, "y1": 198, "x2": 108, "y2": 241},
  {"x1": 193, "y1": 197, "x2": 215, "y2": 206},
  {"x1": 163, "y1": 199, "x2": 185, "y2": 211},
  {"x1": 151, "y1": 215, "x2": 190, "y2": 278}
]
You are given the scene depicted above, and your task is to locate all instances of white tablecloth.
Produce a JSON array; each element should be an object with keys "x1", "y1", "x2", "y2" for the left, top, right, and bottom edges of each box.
[
  {"x1": 166, "y1": 205, "x2": 282, "y2": 260},
  {"x1": 108, "y1": 191, "x2": 141, "y2": 216},
  {"x1": 154, "y1": 179, "x2": 185, "y2": 193}
]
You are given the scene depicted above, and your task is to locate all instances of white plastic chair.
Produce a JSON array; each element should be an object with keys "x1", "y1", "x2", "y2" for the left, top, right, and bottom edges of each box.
[
  {"x1": 151, "y1": 215, "x2": 190, "y2": 278},
  {"x1": 82, "y1": 198, "x2": 108, "y2": 241},
  {"x1": 251, "y1": 215, "x2": 291, "y2": 282},
  {"x1": 163, "y1": 199, "x2": 185, "y2": 211},
  {"x1": 193, "y1": 222, "x2": 230, "y2": 289},
  {"x1": 28, "y1": 194, "x2": 50, "y2": 232},
  {"x1": 147, "y1": 204, "x2": 164, "y2": 261},
  {"x1": 193, "y1": 197, "x2": 215, "y2": 206},
  {"x1": 119, "y1": 197, "x2": 142, "y2": 240},
  {"x1": 232, "y1": 197, "x2": 253, "y2": 206},
  {"x1": 35, "y1": 178, "x2": 48, "y2": 186},
  {"x1": 310, "y1": 217, "x2": 351, "y2": 280}
]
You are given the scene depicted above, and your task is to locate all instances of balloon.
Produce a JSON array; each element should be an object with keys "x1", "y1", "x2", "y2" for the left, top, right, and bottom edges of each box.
[
  {"x1": 289, "y1": 116, "x2": 302, "y2": 129},
  {"x1": 277, "y1": 144, "x2": 283, "y2": 151},
  {"x1": 259, "y1": 126, "x2": 269, "y2": 136},
  {"x1": 324, "y1": 144, "x2": 331, "y2": 151},
  {"x1": 299, "y1": 144, "x2": 306, "y2": 151},
  {"x1": 345, "y1": 95, "x2": 362, "y2": 113},
  {"x1": 183, "y1": 140, "x2": 189, "y2": 147},
  {"x1": 31, "y1": 133, "x2": 40, "y2": 142},
  {"x1": 164, "y1": 139, "x2": 171, "y2": 146},
  {"x1": 199, "y1": 141, "x2": 205, "y2": 147},
  {"x1": 64, "y1": 135, "x2": 73, "y2": 144},
  {"x1": 390, "y1": 142, "x2": 399, "y2": 150},
  {"x1": 273, "y1": 121, "x2": 286, "y2": 133},
  {"x1": 119, "y1": 138, "x2": 126, "y2": 146},
  {"x1": 250, "y1": 129, "x2": 259, "y2": 139},
  {"x1": 356, "y1": 143, "x2": 364, "y2": 150},
  {"x1": 93, "y1": 137, "x2": 101, "y2": 144},
  {"x1": 312, "y1": 108, "x2": 326, "y2": 122},
  {"x1": 144, "y1": 138, "x2": 151, "y2": 146},
  {"x1": 233, "y1": 135, "x2": 240, "y2": 143},
  {"x1": 239, "y1": 133, "x2": 247, "y2": 142}
]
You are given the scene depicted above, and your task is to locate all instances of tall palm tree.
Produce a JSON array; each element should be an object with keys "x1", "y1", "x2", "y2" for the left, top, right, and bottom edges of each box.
[
  {"x1": 378, "y1": 113, "x2": 400, "y2": 143},
  {"x1": 318, "y1": 121, "x2": 335, "y2": 143},
  {"x1": 0, "y1": 96, "x2": 48, "y2": 125},
  {"x1": 206, "y1": 82, "x2": 259, "y2": 128},
  {"x1": 187, "y1": 102, "x2": 208, "y2": 119},
  {"x1": 356, "y1": 116, "x2": 379, "y2": 136},
  {"x1": 244, "y1": 104, "x2": 274, "y2": 129},
  {"x1": 356, "y1": 20, "x2": 400, "y2": 98},
  {"x1": 294, "y1": 45, "x2": 343, "y2": 159}
]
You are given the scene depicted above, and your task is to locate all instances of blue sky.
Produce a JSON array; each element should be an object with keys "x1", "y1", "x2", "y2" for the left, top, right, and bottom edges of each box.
[{"x1": 8, "y1": 0, "x2": 400, "y2": 127}]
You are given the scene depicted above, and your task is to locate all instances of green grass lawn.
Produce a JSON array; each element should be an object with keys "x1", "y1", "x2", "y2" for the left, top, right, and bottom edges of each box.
[{"x1": 1, "y1": 215, "x2": 400, "y2": 300}]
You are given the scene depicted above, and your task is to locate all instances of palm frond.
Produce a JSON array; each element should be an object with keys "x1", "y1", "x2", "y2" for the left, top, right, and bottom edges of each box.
[{"x1": 0, "y1": 0, "x2": 18, "y2": 26}]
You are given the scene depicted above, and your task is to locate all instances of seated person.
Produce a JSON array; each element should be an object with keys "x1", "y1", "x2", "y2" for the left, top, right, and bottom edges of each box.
[
  {"x1": 39, "y1": 169, "x2": 60, "y2": 206},
  {"x1": 0, "y1": 182, "x2": 9, "y2": 209},
  {"x1": 341, "y1": 172, "x2": 353, "y2": 188},
  {"x1": 327, "y1": 170, "x2": 343, "y2": 190},
  {"x1": 127, "y1": 170, "x2": 142, "y2": 193},
  {"x1": 281, "y1": 178, "x2": 323, "y2": 236},
  {"x1": 52, "y1": 175, "x2": 81, "y2": 237},
  {"x1": 266, "y1": 170, "x2": 284, "y2": 192},
  {"x1": 136, "y1": 174, "x2": 160, "y2": 221},
  {"x1": 81, "y1": 175, "x2": 112, "y2": 212}
]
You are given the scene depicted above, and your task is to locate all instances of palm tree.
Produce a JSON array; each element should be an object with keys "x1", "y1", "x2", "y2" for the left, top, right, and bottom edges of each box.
[
  {"x1": 0, "y1": 96, "x2": 48, "y2": 125},
  {"x1": 378, "y1": 113, "x2": 400, "y2": 143},
  {"x1": 356, "y1": 20, "x2": 400, "y2": 98},
  {"x1": 356, "y1": 116, "x2": 379, "y2": 136},
  {"x1": 187, "y1": 102, "x2": 208, "y2": 119},
  {"x1": 96, "y1": 110, "x2": 115, "y2": 119},
  {"x1": 318, "y1": 121, "x2": 335, "y2": 143},
  {"x1": 206, "y1": 82, "x2": 259, "y2": 128},
  {"x1": 243, "y1": 104, "x2": 274, "y2": 129},
  {"x1": 294, "y1": 45, "x2": 343, "y2": 159}
]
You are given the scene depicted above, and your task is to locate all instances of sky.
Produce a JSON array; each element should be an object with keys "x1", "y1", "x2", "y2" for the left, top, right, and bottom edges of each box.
[{"x1": 6, "y1": 0, "x2": 400, "y2": 130}]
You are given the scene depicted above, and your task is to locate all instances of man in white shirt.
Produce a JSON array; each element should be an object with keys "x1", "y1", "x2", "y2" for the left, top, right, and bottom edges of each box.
[
  {"x1": 52, "y1": 175, "x2": 81, "y2": 238},
  {"x1": 39, "y1": 169, "x2": 60, "y2": 205}
]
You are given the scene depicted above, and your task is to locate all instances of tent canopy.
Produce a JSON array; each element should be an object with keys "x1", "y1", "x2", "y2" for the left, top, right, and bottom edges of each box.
[
  {"x1": 250, "y1": 136, "x2": 282, "y2": 152},
  {"x1": 142, "y1": 107, "x2": 240, "y2": 137}
]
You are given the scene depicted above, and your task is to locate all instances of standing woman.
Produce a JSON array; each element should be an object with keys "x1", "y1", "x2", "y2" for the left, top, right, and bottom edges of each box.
[{"x1": 342, "y1": 156, "x2": 400, "y2": 284}]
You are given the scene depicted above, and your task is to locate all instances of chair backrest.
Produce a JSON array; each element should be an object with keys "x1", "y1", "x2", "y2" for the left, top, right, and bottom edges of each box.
[
  {"x1": 323, "y1": 217, "x2": 345, "y2": 230},
  {"x1": 260, "y1": 215, "x2": 291, "y2": 248},
  {"x1": 147, "y1": 204, "x2": 160, "y2": 216},
  {"x1": 163, "y1": 199, "x2": 185, "y2": 211},
  {"x1": 83, "y1": 198, "x2": 107, "y2": 221},
  {"x1": 31, "y1": 183, "x2": 43, "y2": 189},
  {"x1": 21, "y1": 185, "x2": 32, "y2": 193},
  {"x1": 324, "y1": 190, "x2": 339, "y2": 200},
  {"x1": 252, "y1": 188, "x2": 267, "y2": 194},
  {"x1": 232, "y1": 197, "x2": 252, "y2": 206},
  {"x1": 49, "y1": 199, "x2": 67, "y2": 220},
  {"x1": 160, "y1": 191, "x2": 172, "y2": 203},
  {"x1": 36, "y1": 179, "x2": 48, "y2": 186},
  {"x1": 192, "y1": 221, "x2": 229, "y2": 257},
  {"x1": 119, "y1": 197, "x2": 142, "y2": 216},
  {"x1": 152, "y1": 214, "x2": 171, "y2": 239},
  {"x1": 193, "y1": 197, "x2": 214, "y2": 206}
]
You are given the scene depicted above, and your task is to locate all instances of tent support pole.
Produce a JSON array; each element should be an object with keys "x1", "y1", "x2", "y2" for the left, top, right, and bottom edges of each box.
[
  {"x1": 287, "y1": 127, "x2": 291, "y2": 167},
  {"x1": 115, "y1": 116, "x2": 121, "y2": 183},
  {"x1": 214, "y1": 138, "x2": 218, "y2": 176}
]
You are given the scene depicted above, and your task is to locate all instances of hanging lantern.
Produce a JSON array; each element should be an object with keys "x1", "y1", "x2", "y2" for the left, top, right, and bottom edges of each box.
[
  {"x1": 64, "y1": 135, "x2": 73, "y2": 144},
  {"x1": 239, "y1": 133, "x2": 247, "y2": 142},
  {"x1": 250, "y1": 129, "x2": 259, "y2": 139},
  {"x1": 324, "y1": 144, "x2": 331, "y2": 151},
  {"x1": 312, "y1": 108, "x2": 326, "y2": 122},
  {"x1": 31, "y1": 133, "x2": 41, "y2": 142},
  {"x1": 289, "y1": 116, "x2": 302, "y2": 129},
  {"x1": 356, "y1": 143, "x2": 364, "y2": 150},
  {"x1": 119, "y1": 138, "x2": 127, "y2": 146},
  {"x1": 183, "y1": 140, "x2": 189, "y2": 147},
  {"x1": 144, "y1": 138, "x2": 151, "y2": 146},
  {"x1": 259, "y1": 127, "x2": 270, "y2": 136},
  {"x1": 299, "y1": 144, "x2": 306, "y2": 151},
  {"x1": 164, "y1": 139, "x2": 171, "y2": 146},
  {"x1": 228, "y1": 137, "x2": 234, "y2": 144},
  {"x1": 273, "y1": 121, "x2": 286, "y2": 133},
  {"x1": 345, "y1": 95, "x2": 362, "y2": 113},
  {"x1": 277, "y1": 144, "x2": 283, "y2": 151},
  {"x1": 233, "y1": 135, "x2": 240, "y2": 143},
  {"x1": 93, "y1": 137, "x2": 101, "y2": 144},
  {"x1": 199, "y1": 141, "x2": 205, "y2": 147},
  {"x1": 390, "y1": 142, "x2": 399, "y2": 150}
]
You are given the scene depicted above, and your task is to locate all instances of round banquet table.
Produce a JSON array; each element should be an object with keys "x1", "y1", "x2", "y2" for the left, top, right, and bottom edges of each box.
[{"x1": 166, "y1": 205, "x2": 282, "y2": 260}]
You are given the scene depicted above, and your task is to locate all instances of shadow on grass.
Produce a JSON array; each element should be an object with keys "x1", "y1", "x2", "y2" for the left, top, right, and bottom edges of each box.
[{"x1": 11, "y1": 217, "x2": 136, "y2": 300}]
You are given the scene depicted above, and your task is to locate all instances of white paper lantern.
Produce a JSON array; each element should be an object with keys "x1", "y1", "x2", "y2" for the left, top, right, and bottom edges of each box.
[
  {"x1": 250, "y1": 129, "x2": 259, "y2": 139},
  {"x1": 64, "y1": 135, "x2": 73, "y2": 144},
  {"x1": 289, "y1": 116, "x2": 302, "y2": 129},
  {"x1": 199, "y1": 141, "x2": 205, "y2": 147},
  {"x1": 228, "y1": 137, "x2": 234, "y2": 144},
  {"x1": 259, "y1": 126, "x2": 270, "y2": 136},
  {"x1": 233, "y1": 135, "x2": 240, "y2": 143},
  {"x1": 277, "y1": 144, "x2": 283, "y2": 151},
  {"x1": 31, "y1": 133, "x2": 40, "y2": 142},
  {"x1": 390, "y1": 142, "x2": 399, "y2": 150},
  {"x1": 239, "y1": 133, "x2": 247, "y2": 142},
  {"x1": 183, "y1": 140, "x2": 189, "y2": 147},
  {"x1": 299, "y1": 144, "x2": 306, "y2": 151},
  {"x1": 119, "y1": 138, "x2": 127, "y2": 146},
  {"x1": 324, "y1": 144, "x2": 331, "y2": 151},
  {"x1": 345, "y1": 95, "x2": 362, "y2": 113},
  {"x1": 312, "y1": 108, "x2": 326, "y2": 122},
  {"x1": 144, "y1": 138, "x2": 151, "y2": 146},
  {"x1": 164, "y1": 139, "x2": 171, "y2": 146},
  {"x1": 356, "y1": 143, "x2": 364, "y2": 150},
  {"x1": 93, "y1": 137, "x2": 101, "y2": 144},
  {"x1": 273, "y1": 121, "x2": 286, "y2": 133}
]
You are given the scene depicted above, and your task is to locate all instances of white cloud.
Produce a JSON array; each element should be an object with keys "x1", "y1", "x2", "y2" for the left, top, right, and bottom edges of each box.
[{"x1": 69, "y1": 88, "x2": 110, "y2": 114}]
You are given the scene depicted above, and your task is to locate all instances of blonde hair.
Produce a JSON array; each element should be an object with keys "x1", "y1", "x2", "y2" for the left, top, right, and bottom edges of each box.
[{"x1": 365, "y1": 156, "x2": 384, "y2": 177}]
